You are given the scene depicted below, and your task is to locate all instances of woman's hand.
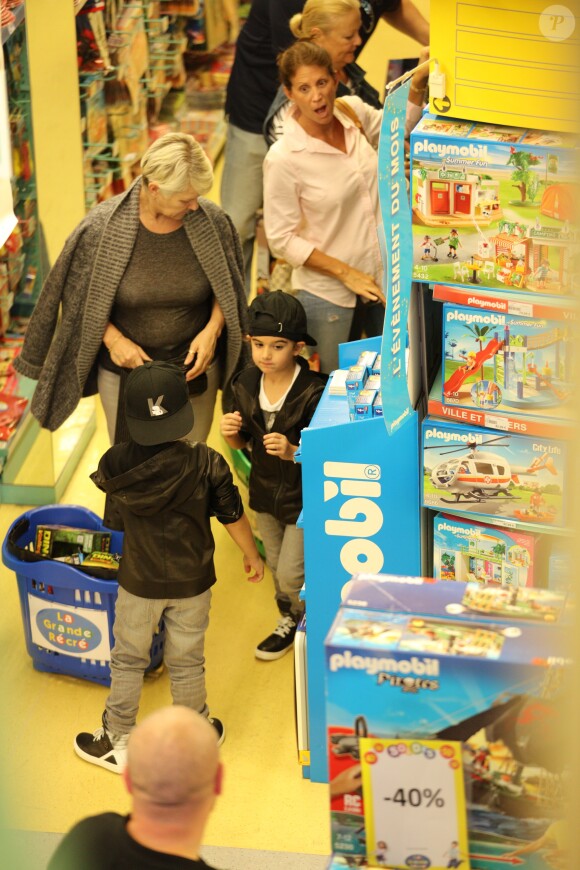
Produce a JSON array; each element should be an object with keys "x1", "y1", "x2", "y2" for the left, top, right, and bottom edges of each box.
[
  {"x1": 184, "y1": 322, "x2": 220, "y2": 381},
  {"x1": 341, "y1": 266, "x2": 386, "y2": 305},
  {"x1": 263, "y1": 432, "x2": 297, "y2": 461},
  {"x1": 109, "y1": 335, "x2": 151, "y2": 369}
]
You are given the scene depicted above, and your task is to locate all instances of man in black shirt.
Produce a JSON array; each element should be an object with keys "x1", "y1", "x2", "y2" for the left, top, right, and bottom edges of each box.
[
  {"x1": 220, "y1": 0, "x2": 429, "y2": 291},
  {"x1": 48, "y1": 707, "x2": 224, "y2": 869}
]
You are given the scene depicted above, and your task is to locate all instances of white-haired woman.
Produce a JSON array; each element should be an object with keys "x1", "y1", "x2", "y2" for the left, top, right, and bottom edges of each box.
[{"x1": 15, "y1": 133, "x2": 248, "y2": 445}]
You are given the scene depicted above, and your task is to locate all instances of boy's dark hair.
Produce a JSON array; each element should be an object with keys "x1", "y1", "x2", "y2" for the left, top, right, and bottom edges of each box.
[
  {"x1": 248, "y1": 291, "x2": 317, "y2": 345},
  {"x1": 125, "y1": 361, "x2": 193, "y2": 445}
]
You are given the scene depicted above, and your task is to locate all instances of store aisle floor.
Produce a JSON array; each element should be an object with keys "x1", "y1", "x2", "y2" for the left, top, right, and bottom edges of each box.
[{"x1": 0, "y1": 402, "x2": 329, "y2": 868}]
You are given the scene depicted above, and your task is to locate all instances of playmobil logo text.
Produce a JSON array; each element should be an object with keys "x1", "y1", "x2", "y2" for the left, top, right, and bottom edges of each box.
[
  {"x1": 329, "y1": 650, "x2": 439, "y2": 678},
  {"x1": 425, "y1": 428, "x2": 483, "y2": 445},
  {"x1": 414, "y1": 140, "x2": 489, "y2": 160},
  {"x1": 447, "y1": 310, "x2": 505, "y2": 326},
  {"x1": 323, "y1": 461, "x2": 385, "y2": 576},
  {"x1": 438, "y1": 521, "x2": 479, "y2": 538}
]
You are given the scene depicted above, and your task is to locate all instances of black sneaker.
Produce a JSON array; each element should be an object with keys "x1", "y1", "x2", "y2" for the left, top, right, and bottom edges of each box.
[
  {"x1": 74, "y1": 714, "x2": 129, "y2": 773},
  {"x1": 255, "y1": 615, "x2": 297, "y2": 661},
  {"x1": 208, "y1": 716, "x2": 225, "y2": 747}
]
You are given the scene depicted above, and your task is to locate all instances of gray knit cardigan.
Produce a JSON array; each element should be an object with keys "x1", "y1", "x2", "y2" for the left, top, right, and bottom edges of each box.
[{"x1": 14, "y1": 179, "x2": 250, "y2": 431}]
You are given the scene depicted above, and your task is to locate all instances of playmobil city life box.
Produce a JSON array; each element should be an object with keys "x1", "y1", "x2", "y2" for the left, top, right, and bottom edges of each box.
[
  {"x1": 422, "y1": 418, "x2": 568, "y2": 531},
  {"x1": 410, "y1": 114, "x2": 579, "y2": 296},
  {"x1": 433, "y1": 514, "x2": 540, "y2": 588},
  {"x1": 441, "y1": 304, "x2": 575, "y2": 426},
  {"x1": 325, "y1": 577, "x2": 571, "y2": 869}
]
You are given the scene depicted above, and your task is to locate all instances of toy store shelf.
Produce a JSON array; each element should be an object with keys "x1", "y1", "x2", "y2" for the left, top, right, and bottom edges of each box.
[
  {"x1": 1, "y1": 3, "x2": 25, "y2": 45},
  {"x1": 0, "y1": 396, "x2": 96, "y2": 505},
  {"x1": 428, "y1": 371, "x2": 574, "y2": 440},
  {"x1": 432, "y1": 284, "x2": 578, "y2": 320},
  {"x1": 428, "y1": 505, "x2": 574, "y2": 539}
]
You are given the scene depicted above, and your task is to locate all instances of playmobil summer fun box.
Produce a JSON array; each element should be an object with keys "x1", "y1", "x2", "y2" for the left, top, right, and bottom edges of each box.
[
  {"x1": 422, "y1": 418, "x2": 568, "y2": 531},
  {"x1": 433, "y1": 514, "x2": 540, "y2": 588},
  {"x1": 410, "y1": 114, "x2": 579, "y2": 296},
  {"x1": 441, "y1": 304, "x2": 575, "y2": 426},
  {"x1": 325, "y1": 575, "x2": 571, "y2": 870}
]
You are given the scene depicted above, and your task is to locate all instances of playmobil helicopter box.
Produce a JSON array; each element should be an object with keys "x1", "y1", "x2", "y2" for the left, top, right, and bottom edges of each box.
[
  {"x1": 441, "y1": 304, "x2": 575, "y2": 426},
  {"x1": 325, "y1": 584, "x2": 571, "y2": 869},
  {"x1": 422, "y1": 418, "x2": 568, "y2": 531},
  {"x1": 433, "y1": 514, "x2": 540, "y2": 588},
  {"x1": 410, "y1": 114, "x2": 579, "y2": 297}
]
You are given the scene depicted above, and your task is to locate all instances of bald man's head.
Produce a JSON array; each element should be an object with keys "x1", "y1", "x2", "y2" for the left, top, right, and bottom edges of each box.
[{"x1": 126, "y1": 707, "x2": 221, "y2": 807}]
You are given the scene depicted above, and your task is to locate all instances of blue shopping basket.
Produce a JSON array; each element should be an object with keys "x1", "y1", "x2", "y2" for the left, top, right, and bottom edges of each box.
[{"x1": 2, "y1": 505, "x2": 164, "y2": 685}]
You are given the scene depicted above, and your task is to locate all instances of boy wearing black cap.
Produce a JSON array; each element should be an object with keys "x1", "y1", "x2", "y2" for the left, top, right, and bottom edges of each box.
[
  {"x1": 220, "y1": 291, "x2": 326, "y2": 660},
  {"x1": 74, "y1": 361, "x2": 264, "y2": 773}
]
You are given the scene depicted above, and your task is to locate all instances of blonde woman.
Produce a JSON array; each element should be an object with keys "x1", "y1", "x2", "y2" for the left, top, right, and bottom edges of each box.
[{"x1": 15, "y1": 133, "x2": 249, "y2": 444}]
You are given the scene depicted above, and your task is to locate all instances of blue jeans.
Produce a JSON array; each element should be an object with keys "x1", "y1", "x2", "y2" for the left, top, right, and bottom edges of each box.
[
  {"x1": 296, "y1": 290, "x2": 354, "y2": 374},
  {"x1": 220, "y1": 123, "x2": 267, "y2": 294},
  {"x1": 105, "y1": 587, "x2": 212, "y2": 734},
  {"x1": 256, "y1": 513, "x2": 305, "y2": 619}
]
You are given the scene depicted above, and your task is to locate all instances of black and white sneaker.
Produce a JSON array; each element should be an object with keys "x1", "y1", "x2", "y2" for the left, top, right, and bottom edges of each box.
[
  {"x1": 255, "y1": 615, "x2": 297, "y2": 661},
  {"x1": 74, "y1": 714, "x2": 129, "y2": 773},
  {"x1": 208, "y1": 716, "x2": 225, "y2": 747}
]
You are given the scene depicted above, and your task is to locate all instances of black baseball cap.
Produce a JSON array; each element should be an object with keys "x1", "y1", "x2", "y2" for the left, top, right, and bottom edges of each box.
[
  {"x1": 248, "y1": 290, "x2": 317, "y2": 345},
  {"x1": 125, "y1": 361, "x2": 194, "y2": 445}
]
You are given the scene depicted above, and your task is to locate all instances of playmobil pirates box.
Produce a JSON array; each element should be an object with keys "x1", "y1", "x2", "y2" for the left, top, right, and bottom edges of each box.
[
  {"x1": 421, "y1": 418, "x2": 568, "y2": 532},
  {"x1": 325, "y1": 579, "x2": 571, "y2": 869},
  {"x1": 410, "y1": 114, "x2": 579, "y2": 297},
  {"x1": 441, "y1": 304, "x2": 575, "y2": 427}
]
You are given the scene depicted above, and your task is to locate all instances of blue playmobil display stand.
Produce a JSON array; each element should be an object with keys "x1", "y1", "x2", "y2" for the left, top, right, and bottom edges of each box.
[{"x1": 299, "y1": 336, "x2": 421, "y2": 783}]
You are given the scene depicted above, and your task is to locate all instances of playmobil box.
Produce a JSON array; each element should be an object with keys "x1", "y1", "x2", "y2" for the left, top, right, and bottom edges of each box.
[
  {"x1": 338, "y1": 573, "x2": 572, "y2": 627},
  {"x1": 433, "y1": 513, "x2": 540, "y2": 588},
  {"x1": 325, "y1": 587, "x2": 571, "y2": 869},
  {"x1": 355, "y1": 390, "x2": 377, "y2": 421},
  {"x1": 422, "y1": 417, "x2": 568, "y2": 531},
  {"x1": 442, "y1": 304, "x2": 575, "y2": 426},
  {"x1": 410, "y1": 114, "x2": 579, "y2": 297}
]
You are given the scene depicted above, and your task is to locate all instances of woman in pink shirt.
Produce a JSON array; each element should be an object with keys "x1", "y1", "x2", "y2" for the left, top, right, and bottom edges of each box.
[{"x1": 263, "y1": 41, "x2": 386, "y2": 373}]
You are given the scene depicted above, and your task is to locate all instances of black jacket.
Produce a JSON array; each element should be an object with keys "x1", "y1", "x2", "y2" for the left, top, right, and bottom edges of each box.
[
  {"x1": 91, "y1": 440, "x2": 243, "y2": 599},
  {"x1": 232, "y1": 358, "x2": 326, "y2": 524}
]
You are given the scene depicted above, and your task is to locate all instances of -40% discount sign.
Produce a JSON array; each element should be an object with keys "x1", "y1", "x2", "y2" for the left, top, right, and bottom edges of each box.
[{"x1": 360, "y1": 737, "x2": 469, "y2": 869}]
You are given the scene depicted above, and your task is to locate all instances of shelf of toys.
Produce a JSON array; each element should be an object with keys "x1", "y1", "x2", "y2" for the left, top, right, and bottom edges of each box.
[
  {"x1": 320, "y1": 5, "x2": 576, "y2": 865},
  {"x1": 76, "y1": 0, "x2": 236, "y2": 204},
  {"x1": 0, "y1": 6, "x2": 96, "y2": 503}
]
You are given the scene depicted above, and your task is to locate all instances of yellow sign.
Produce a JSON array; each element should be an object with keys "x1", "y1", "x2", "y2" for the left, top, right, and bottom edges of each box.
[
  {"x1": 360, "y1": 737, "x2": 469, "y2": 869},
  {"x1": 430, "y1": 0, "x2": 579, "y2": 132}
]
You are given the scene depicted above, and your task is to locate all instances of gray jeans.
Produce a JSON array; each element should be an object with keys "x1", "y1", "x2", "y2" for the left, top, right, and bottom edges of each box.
[
  {"x1": 255, "y1": 513, "x2": 305, "y2": 620},
  {"x1": 105, "y1": 586, "x2": 211, "y2": 735},
  {"x1": 98, "y1": 359, "x2": 220, "y2": 445}
]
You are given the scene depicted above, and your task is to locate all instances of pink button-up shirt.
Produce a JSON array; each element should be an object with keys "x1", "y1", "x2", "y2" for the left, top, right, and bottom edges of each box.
[{"x1": 263, "y1": 96, "x2": 383, "y2": 309}]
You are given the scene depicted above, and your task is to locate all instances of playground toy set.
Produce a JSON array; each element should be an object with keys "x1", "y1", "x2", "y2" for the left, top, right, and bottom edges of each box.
[
  {"x1": 442, "y1": 304, "x2": 574, "y2": 424},
  {"x1": 325, "y1": 575, "x2": 570, "y2": 869},
  {"x1": 410, "y1": 114, "x2": 579, "y2": 296},
  {"x1": 433, "y1": 513, "x2": 540, "y2": 588},
  {"x1": 422, "y1": 418, "x2": 567, "y2": 531}
]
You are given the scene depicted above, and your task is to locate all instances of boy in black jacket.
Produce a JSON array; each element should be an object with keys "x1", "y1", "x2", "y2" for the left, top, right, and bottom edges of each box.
[
  {"x1": 220, "y1": 291, "x2": 326, "y2": 660},
  {"x1": 75, "y1": 362, "x2": 263, "y2": 773}
]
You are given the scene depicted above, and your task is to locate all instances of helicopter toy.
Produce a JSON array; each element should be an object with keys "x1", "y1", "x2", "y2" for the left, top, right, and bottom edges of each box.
[{"x1": 426, "y1": 434, "x2": 557, "y2": 505}]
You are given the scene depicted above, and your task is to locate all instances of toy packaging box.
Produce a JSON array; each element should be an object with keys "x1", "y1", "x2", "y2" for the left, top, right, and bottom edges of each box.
[
  {"x1": 410, "y1": 114, "x2": 579, "y2": 297},
  {"x1": 34, "y1": 525, "x2": 112, "y2": 560},
  {"x1": 325, "y1": 576, "x2": 571, "y2": 869},
  {"x1": 441, "y1": 304, "x2": 575, "y2": 426},
  {"x1": 422, "y1": 417, "x2": 568, "y2": 531},
  {"x1": 433, "y1": 513, "x2": 540, "y2": 587}
]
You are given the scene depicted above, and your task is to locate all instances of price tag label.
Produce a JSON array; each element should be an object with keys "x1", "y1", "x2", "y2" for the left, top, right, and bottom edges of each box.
[{"x1": 360, "y1": 737, "x2": 468, "y2": 869}]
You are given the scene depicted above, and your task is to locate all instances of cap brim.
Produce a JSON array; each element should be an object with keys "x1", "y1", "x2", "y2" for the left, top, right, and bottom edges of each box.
[{"x1": 126, "y1": 401, "x2": 194, "y2": 446}]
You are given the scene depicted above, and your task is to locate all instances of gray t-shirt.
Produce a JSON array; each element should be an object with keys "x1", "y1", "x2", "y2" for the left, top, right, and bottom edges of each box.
[{"x1": 111, "y1": 223, "x2": 212, "y2": 352}]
